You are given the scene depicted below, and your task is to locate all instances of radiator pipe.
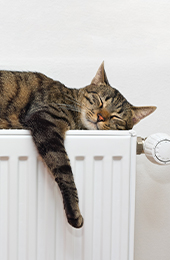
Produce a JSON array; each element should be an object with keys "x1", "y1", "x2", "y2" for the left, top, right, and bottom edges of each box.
[{"x1": 136, "y1": 137, "x2": 145, "y2": 155}]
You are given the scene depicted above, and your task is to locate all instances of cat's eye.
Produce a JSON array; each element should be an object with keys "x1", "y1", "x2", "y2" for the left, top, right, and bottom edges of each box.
[
  {"x1": 110, "y1": 115, "x2": 127, "y2": 130},
  {"x1": 105, "y1": 96, "x2": 112, "y2": 102},
  {"x1": 110, "y1": 115, "x2": 121, "y2": 120}
]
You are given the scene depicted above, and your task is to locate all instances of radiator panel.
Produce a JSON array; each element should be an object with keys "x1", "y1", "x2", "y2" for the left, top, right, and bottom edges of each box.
[{"x1": 0, "y1": 130, "x2": 136, "y2": 260}]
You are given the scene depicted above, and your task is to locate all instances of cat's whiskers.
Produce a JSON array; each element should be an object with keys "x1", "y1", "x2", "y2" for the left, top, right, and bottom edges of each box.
[
  {"x1": 63, "y1": 96, "x2": 96, "y2": 124},
  {"x1": 57, "y1": 103, "x2": 81, "y2": 113},
  {"x1": 57, "y1": 103, "x2": 92, "y2": 124},
  {"x1": 49, "y1": 103, "x2": 80, "y2": 113},
  {"x1": 64, "y1": 95, "x2": 93, "y2": 114},
  {"x1": 64, "y1": 95, "x2": 82, "y2": 107}
]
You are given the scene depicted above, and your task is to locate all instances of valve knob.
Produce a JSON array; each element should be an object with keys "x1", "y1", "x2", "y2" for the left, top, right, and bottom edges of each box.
[{"x1": 143, "y1": 133, "x2": 170, "y2": 165}]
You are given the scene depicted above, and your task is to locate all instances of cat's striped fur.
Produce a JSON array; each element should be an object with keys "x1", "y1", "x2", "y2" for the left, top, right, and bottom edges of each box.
[{"x1": 0, "y1": 62, "x2": 156, "y2": 228}]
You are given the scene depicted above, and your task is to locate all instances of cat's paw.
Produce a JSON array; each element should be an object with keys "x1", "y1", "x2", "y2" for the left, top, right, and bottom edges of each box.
[{"x1": 67, "y1": 211, "x2": 84, "y2": 228}]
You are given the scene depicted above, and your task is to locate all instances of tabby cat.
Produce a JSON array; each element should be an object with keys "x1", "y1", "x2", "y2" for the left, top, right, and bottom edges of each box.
[{"x1": 0, "y1": 62, "x2": 156, "y2": 228}]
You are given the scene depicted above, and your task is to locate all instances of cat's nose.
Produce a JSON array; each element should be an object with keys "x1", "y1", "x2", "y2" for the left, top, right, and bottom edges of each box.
[{"x1": 97, "y1": 113, "x2": 105, "y2": 122}]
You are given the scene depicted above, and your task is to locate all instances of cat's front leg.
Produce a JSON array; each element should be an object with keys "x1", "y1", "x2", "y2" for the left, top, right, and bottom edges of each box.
[{"x1": 25, "y1": 109, "x2": 83, "y2": 228}]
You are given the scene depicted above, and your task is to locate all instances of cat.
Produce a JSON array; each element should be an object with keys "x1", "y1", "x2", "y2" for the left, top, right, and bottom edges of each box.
[{"x1": 0, "y1": 62, "x2": 156, "y2": 228}]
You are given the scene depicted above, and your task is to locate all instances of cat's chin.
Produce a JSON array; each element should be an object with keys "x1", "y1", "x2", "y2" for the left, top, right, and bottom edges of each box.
[
  {"x1": 81, "y1": 119, "x2": 98, "y2": 130},
  {"x1": 84, "y1": 120, "x2": 98, "y2": 130},
  {"x1": 81, "y1": 112, "x2": 98, "y2": 130}
]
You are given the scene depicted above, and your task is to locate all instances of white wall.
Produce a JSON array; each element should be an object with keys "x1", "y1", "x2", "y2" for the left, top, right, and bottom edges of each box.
[{"x1": 1, "y1": 1, "x2": 170, "y2": 259}]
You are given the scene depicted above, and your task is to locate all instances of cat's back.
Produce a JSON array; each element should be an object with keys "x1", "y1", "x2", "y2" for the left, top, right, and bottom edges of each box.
[
  {"x1": 0, "y1": 70, "x2": 52, "y2": 94},
  {"x1": 0, "y1": 71, "x2": 54, "y2": 128},
  {"x1": 0, "y1": 70, "x2": 53, "y2": 108}
]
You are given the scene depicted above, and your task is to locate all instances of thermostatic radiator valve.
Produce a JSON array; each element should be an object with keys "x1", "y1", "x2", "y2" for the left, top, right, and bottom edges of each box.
[{"x1": 137, "y1": 133, "x2": 170, "y2": 165}]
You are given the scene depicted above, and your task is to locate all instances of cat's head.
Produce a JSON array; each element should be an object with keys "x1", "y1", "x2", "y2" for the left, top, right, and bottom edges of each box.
[{"x1": 79, "y1": 62, "x2": 156, "y2": 130}]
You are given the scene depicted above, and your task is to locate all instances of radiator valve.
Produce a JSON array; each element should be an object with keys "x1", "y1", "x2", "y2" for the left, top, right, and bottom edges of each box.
[{"x1": 137, "y1": 133, "x2": 170, "y2": 165}]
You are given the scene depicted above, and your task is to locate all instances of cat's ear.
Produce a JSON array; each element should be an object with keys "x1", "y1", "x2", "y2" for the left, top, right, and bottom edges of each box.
[
  {"x1": 91, "y1": 61, "x2": 110, "y2": 86},
  {"x1": 131, "y1": 106, "x2": 157, "y2": 125}
]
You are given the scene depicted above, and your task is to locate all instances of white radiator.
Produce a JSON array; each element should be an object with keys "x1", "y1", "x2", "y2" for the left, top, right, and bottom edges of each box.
[{"x1": 0, "y1": 130, "x2": 136, "y2": 260}]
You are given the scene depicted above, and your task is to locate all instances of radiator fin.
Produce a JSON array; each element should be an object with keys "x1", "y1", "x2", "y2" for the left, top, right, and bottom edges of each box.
[
  {"x1": 8, "y1": 157, "x2": 19, "y2": 260},
  {"x1": 18, "y1": 157, "x2": 28, "y2": 260},
  {"x1": 0, "y1": 157, "x2": 9, "y2": 260},
  {"x1": 93, "y1": 156, "x2": 103, "y2": 260}
]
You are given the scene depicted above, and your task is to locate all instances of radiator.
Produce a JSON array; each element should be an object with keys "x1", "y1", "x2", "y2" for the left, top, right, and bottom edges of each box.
[{"x1": 0, "y1": 130, "x2": 136, "y2": 260}]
